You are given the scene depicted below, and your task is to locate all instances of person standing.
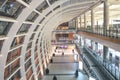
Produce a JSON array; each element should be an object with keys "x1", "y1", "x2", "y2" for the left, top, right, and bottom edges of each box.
[{"x1": 62, "y1": 52, "x2": 64, "y2": 56}]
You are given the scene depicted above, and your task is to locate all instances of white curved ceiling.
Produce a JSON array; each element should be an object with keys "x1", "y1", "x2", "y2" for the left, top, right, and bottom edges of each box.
[
  {"x1": 2, "y1": 0, "x2": 120, "y2": 80},
  {"x1": 0, "y1": 0, "x2": 120, "y2": 80}
]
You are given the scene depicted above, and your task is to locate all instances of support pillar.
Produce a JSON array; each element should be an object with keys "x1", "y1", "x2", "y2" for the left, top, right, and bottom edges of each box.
[
  {"x1": 103, "y1": 0, "x2": 109, "y2": 36},
  {"x1": 95, "y1": 42, "x2": 98, "y2": 51},
  {"x1": 80, "y1": 16, "x2": 82, "y2": 30},
  {"x1": 91, "y1": 9, "x2": 94, "y2": 33},
  {"x1": 79, "y1": 37, "x2": 81, "y2": 46},
  {"x1": 91, "y1": 40, "x2": 93, "y2": 49},
  {"x1": 74, "y1": 19, "x2": 76, "y2": 29},
  {"x1": 75, "y1": 18, "x2": 78, "y2": 31},
  {"x1": 84, "y1": 13, "x2": 87, "y2": 31},
  {"x1": 103, "y1": 46, "x2": 108, "y2": 61}
]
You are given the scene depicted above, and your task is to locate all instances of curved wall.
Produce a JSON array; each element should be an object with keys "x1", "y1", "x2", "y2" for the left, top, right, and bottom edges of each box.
[{"x1": 0, "y1": 0, "x2": 100, "y2": 80}]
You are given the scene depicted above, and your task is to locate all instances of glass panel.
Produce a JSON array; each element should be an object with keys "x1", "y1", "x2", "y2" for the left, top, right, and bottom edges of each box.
[
  {"x1": 41, "y1": 26, "x2": 44, "y2": 31},
  {"x1": 48, "y1": 0, "x2": 58, "y2": 5},
  {"x1": 25, "y1": 59, "x2": 31, "y2": 71},
  {"x1": 40, "y1": 42, "x2": 42, "y2": 47},
  {"x1": 29, "y1": 33, "x2": 35, "y2": 40},
  {"x1": 38, "y1": 72, "x2": 42, "y2": 79},
  {"x1": 36, "y1": 1, "x2": 49, "y2": 13},
  {"x1": 26, "y1": 67, "x2": 33, "y2": 80},
  {"x1": 17, "y1": 24, "x2": 31, "y2": 34},
  {"x1": 34, "y1": 45, "x2": 37, "y2": 52},
  {"x1": 0, "y1": 40, "x2": 4, "y2": 52},
  {"x1": 25, "y1": 50, "x2": 31, "y2": 61},
  {"x1": 0, "y1": 21, "x2": 13, "y2": 36},
  {"x1": 11, "y1": 59, "x2": 20, "y2": 74},
  {"x1": 6, "y1": 47, "x2": 21, "y2": 64},
  {"x1": 53, "y1": 5, "x2": 60, "y2": 11},
  {"x1": 27, "y1": 42, "x2": 32, "y2": 50},
  {"x1": 4, "y1": 58, "x2": 20, "y2": 80},
  {"x1": 11, "y1": 36, "x2": 25, "y2": 48},
  {"x1": 10, "y1": 70, "x2": 21, "y2": 80},
  {"x1": 38, "y1": 32, "x2": 41, "y2": 38},
  {"x1": 34, "y1": 52, "x2": 38, "y2": 60},
  {"x1": 22, "y1": 0, "x2": 32, "y2": 4},
  {"x1": 0, "y1": 0, "x2": 25, "y2": 18},
  {"x1": 35, "y1": 39, "x2": 38, "y2": 44},
  {"x1": 45, "y1": 11, "x2": 52, "y2": 16},
  {"x1": 31, "y1": 75, "x2": 35, "y2": 80},
  {"x1": 35, "y1": 58, "x2": 39, "y2": 67},
  {"x1": 37, "y1": 66, "x2": 40, "y2": 74},
  {"x1": 34, "y1": 25, "x2": 39, "y2": 31},
  {"x1": 39, "y1": 17, "x2": 45, "y2": 24},
  {"x1": 26, "y1": 11, "x2": 39, "y2": 22},
  {"x1": 0, "y1": 0, "x2": 7, "y2": 8}
]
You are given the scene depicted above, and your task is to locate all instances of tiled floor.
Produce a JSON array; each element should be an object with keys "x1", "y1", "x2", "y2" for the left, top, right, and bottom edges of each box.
[
  {"x1": 48, "y1": 63, "x2": 78, "y2": 74},
  {"x1": 41, "y1": 48, "x2": 88, "y2": 80},
  {"x1": 52, "y1": 55, "x2": 75, "y2": 63},
  {"x1": 42, "y1": 72, "x2": 88, "y2": 80}
]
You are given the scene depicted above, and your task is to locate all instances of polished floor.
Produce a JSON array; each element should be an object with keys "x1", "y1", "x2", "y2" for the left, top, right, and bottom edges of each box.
[{"x1": 41, "y1": 49, "x2": 88, "y2": 80}]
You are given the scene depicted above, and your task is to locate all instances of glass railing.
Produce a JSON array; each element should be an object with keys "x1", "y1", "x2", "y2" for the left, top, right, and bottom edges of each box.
[
  {"x1": 76, "y1": 44, "x2": 99, "y2": 80},
  {"x1": 51, "y1": 40, "x2": 74, "y2": 45},
  {"x1": 79, "y1": 26, "x2": 120, "y2": 38},
  {"x1": 52, "y1": 29, "x2": 76, "y2": 33},
  {"x1": 84, "y1": 46, "x2": 119, "y2": 80}
]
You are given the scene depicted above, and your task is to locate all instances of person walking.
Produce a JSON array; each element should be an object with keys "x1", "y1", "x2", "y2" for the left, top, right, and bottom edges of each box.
[
  {"x1": 53, "y1": 75, "x2": 57, "y2": 80},
  {"x1": 45, "y1": 68, "x2": 49, "y2": 75}
]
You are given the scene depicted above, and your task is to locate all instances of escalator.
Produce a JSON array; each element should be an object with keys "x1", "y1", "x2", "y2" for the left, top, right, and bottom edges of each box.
[{"x1": 79, "y1": 47, "x2": 116, "y2": 80}]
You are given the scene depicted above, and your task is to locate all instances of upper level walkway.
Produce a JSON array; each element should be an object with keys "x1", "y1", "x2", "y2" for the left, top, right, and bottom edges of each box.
[{"x1": 77, "y1": 31, "x2": 120, "y2": 52}]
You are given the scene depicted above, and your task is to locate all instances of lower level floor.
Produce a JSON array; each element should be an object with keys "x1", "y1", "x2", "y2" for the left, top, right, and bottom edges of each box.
[{"x1": 41, "y1": 48, "x2": 88, "y2": 80}]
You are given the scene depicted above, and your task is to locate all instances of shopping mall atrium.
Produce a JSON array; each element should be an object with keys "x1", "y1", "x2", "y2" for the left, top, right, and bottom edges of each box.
[{"x1": 0, "y1": 0, "x2": 120, "y2": 80}]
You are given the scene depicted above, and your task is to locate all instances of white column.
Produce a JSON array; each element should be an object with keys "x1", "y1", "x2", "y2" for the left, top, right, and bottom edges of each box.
[
  {"x1": 77, "y1": 17, "x2": 80, "y2": 30},
  {"x1": 84, "y1": 13, "x2": 87, "y2": 31},
  {"x1": 91, "y1": 9, "x2": 95, "y2": 33},
  {"x1": 80, "y1": 16, "x2": 82, "y2": 30},
  {"x1": 103, "y1": 0, "x2": 109, "y2": 36}
]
